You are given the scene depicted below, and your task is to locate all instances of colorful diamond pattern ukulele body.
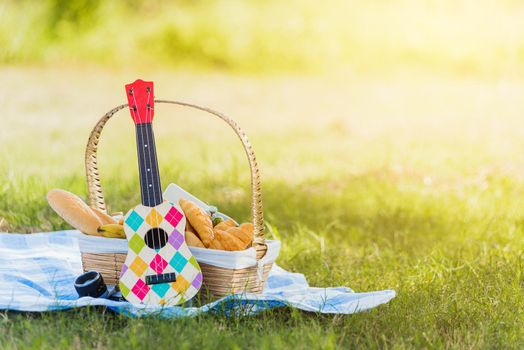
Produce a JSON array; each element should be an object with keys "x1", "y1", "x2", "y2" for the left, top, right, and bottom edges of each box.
[{"x1": 119, "y1": 79, "x2": 202, "y2": 305}]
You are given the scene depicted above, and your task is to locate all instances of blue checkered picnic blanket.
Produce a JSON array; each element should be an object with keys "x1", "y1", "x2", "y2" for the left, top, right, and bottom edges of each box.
[{"x1": 0, "y1": 231, "x2": 395, "y2": 317}]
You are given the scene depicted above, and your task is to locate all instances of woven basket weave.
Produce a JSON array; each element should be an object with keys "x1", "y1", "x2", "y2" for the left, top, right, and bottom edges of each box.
[{"x1": 82, "y1": 100, "x2": 270, "y2": 299}]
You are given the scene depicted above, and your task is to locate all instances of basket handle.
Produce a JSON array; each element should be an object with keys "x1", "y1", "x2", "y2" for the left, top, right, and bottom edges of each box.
[{"x1": 85, "y1": 100, "x2": 267, "y2": 259}]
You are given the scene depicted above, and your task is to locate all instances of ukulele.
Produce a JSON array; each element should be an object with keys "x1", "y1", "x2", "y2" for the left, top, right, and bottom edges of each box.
[{"x1": 119, "y1": 79, "x2": 202, "y2": 305}]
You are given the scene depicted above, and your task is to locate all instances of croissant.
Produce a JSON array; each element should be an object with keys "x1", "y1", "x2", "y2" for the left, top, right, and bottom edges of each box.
[
  {"x1": 209, "y1": 223, "x2": 254, "y2": 251},
  {"x1": 209, "y1": 230, "x2": 238, "y2": 250},
  {"x1": 179, "y1": 199, "x2": 215, "y2": 247},
  {"x1": 214, "y1": 218, "x2": 237, "y2": 231},
  {"x1": 207, "y1": 235, "x2": 225, "y2": 250},
  {"x1": 229, "y1": 223, "x2": 254, "y2": 249},
  {"x1": 47, "y1": 189, "x2": 116, "y2": 236},
  {"x1": 179, "y1": 199, "x2": 255, "y2": 251}
]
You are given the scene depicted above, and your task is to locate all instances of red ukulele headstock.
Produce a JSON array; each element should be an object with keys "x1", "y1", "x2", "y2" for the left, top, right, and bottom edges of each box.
[{"x1": 125, "y1": 79, "x2": 155, "y2": 125}]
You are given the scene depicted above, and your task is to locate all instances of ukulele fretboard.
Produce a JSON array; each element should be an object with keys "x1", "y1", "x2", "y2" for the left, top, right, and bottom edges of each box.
[{"x1": 135, "y1": 123, "x2": 163, "y2": 207}]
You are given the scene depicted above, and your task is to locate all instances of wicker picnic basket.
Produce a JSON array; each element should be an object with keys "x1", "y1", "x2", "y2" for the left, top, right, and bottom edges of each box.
[{"x1": 81, "y1": 100, "x2": 271, "y2": 299}]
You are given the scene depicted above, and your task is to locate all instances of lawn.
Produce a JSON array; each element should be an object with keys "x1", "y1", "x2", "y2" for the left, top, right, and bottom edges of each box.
[{"x1": 0, "y1": 67, "x2": 523, "y2": 349}]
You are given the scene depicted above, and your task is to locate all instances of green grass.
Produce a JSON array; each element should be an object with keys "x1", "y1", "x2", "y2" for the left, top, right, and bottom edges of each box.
[{"x1": 0, "y1": 67, "x2": 523, "y2": 349}]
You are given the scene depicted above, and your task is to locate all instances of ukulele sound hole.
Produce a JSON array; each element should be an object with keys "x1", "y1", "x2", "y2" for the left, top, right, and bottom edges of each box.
[{"x1": 144, "y1": 228, "x2": 168, "y2": 250}]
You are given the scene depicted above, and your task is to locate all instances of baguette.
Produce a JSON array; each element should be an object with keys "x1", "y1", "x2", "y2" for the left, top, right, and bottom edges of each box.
[{"x1": 47, "y1": 189, "x2": 103, "y2": 236}]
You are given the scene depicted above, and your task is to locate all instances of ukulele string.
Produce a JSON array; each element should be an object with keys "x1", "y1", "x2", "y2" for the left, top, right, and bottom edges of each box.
[
  {"x1": 143, "y1": 87, "x2": 161, "y2": 251},
  {"x1": 131, "y1": 88, "x2": 157, "y2": 254},
  {"x1": 133, "y1": 103, "x2": 145, "y2": 206},
  {"x1": 131, "y1": 90, "x2": 152, "y2": 209}
]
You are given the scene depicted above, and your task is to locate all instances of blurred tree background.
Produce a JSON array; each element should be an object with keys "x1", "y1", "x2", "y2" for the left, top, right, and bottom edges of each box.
[{"x1": 1, "y1": 0, "x2": 523, "y2": 76}]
